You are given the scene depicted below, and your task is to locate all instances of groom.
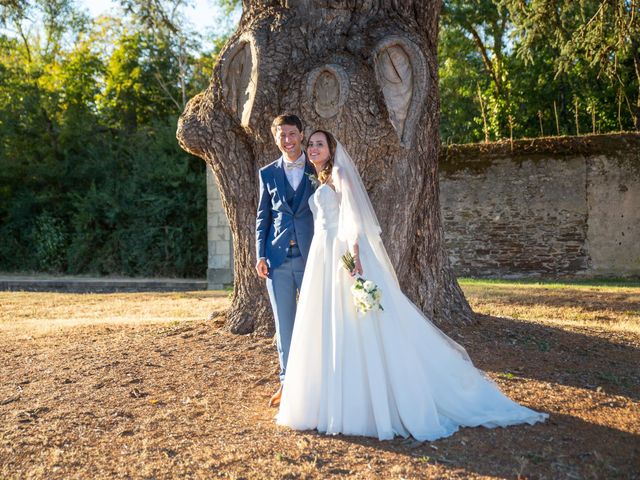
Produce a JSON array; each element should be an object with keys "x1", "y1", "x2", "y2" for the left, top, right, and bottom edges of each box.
[{"x1": 255, "y1": 114, "x2": 316, "y2": 407}]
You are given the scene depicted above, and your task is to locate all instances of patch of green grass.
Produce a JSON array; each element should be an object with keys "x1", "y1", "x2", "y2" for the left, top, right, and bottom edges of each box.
[
  {"x1": 416, "y1": 455, "x2": 454, "y2": 465},
  {"x1": 524, "y1": 452, "x2": 545, "y2": 465},
  {"x1": 458, "y1": 277, "x2": 640, "y2": 289},
  {"x1": 536, "y1": 339, "x2": 551, "y2": 352},
  {"x1": 515, "y1": 335, "x2": 553, "y2": 352},
  {"x1": 595, "y1": 371, "x2": 630, "y2": 388}
]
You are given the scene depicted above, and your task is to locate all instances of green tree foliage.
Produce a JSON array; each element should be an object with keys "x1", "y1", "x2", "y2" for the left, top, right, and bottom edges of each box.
[
  {"x1": 504, "y1": 0, "x2": 640, "y2": 130},
  {"x1": 439, "y1": 0, "x2": 639, "y2": 144},
  {"x1": 0, "y1": 0, "x2": 230, "y2": 276},
  {"x1": 1, "y1": 0, "x2": 636, "y2": 274}
]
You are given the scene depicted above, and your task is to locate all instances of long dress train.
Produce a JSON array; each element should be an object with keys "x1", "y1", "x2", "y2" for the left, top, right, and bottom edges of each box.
[{"x1": 276, "y1": 184, "x2": 548, "y2": 441}]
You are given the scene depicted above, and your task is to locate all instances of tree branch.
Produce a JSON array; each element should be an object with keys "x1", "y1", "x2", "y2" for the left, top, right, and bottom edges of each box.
[{"x1": 464, "y1": 21, "x2": 501, "y2": 94}]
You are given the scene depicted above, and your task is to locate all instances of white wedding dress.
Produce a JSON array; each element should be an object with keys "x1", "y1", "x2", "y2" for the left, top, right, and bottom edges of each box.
[{"x1": 276, "y1": 181, "x2": 548, "y2": 441}]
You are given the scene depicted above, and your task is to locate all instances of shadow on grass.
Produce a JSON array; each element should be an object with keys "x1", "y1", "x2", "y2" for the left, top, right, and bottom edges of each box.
[
  {"x1": 326, "y1": 411, "x2": 639, "y2": 479},
  {"x1": 439, "y1": 314, "x2": 640, "y2": 402}
]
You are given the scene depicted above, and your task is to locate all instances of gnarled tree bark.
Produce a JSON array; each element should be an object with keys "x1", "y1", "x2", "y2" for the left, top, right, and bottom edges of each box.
[{"x1": 177, "y1": 0, "x2": 474, "y2": 335}]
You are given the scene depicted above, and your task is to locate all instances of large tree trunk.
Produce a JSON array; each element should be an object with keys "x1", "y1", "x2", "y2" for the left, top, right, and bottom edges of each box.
[{"x1": 177, "y1": 0, "x2": 474, "y2": 335}]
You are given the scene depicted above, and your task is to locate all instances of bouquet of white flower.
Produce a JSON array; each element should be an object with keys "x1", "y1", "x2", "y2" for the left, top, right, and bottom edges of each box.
[{"x1": 340, "y1": 251, "x2": 384, "y2": 314}]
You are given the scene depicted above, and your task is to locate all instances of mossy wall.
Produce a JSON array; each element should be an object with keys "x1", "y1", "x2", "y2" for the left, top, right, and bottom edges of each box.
[{"x1": 439, "y1": 133, "x2": 640, "y2": 277}]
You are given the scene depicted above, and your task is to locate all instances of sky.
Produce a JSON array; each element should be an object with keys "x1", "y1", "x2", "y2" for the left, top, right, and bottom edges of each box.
[{"x1": 79, "y1": 0, "x2": 238, "y2": 36}]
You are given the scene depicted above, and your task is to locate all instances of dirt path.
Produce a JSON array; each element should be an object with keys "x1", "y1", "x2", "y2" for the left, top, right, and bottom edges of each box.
[{"x1": 0, "y1": 287, "x2": 638, "y2": 479}]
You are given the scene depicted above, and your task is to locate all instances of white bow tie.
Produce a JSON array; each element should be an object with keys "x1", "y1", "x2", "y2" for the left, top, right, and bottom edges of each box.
[{"x1": 284, "y1": 158, "x2": 305, "y2": 170}]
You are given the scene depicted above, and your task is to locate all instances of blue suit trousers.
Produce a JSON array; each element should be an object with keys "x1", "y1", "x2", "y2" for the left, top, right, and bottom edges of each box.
[{"x1": 265, "y1": 245, "x2": 305, "y2": 383}]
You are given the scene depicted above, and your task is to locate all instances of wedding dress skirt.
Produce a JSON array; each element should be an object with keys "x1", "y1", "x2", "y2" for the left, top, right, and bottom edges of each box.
[{"x1": 276, "y1": 185, "x2": 548, "y2": 441}]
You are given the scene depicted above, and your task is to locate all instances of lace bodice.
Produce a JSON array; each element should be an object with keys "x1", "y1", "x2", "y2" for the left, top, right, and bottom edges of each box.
[{"x1": 309, "y1": 184, "x2": 340, "y2": 231}]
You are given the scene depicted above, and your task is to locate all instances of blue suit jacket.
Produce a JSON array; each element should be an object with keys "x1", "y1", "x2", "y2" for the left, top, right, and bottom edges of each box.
[{"x1": 255, "y1": 154, "x2": 316, "y2": 271}]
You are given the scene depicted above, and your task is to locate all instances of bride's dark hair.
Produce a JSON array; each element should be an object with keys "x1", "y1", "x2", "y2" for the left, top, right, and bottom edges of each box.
[{"x1": 308, "y1": 129, "x2": 336, "y2": 184}]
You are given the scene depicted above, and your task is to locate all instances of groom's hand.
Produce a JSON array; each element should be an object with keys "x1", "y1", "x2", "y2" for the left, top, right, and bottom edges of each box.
[
  {"x1": 256, "y1": 259, "x2": 269, "y2": 279},
  {"x1": 351, "y1": 256, "x2": 363, "y2": 277}
]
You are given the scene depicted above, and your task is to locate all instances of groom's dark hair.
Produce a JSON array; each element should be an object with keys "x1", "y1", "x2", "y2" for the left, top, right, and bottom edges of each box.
[{"x1": 271, "y1": 114, "x2": 303, "y2": 137}]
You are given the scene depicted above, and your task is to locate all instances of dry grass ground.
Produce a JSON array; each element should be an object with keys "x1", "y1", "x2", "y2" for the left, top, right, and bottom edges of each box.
[{"x1": 1, "y1": 281, "x2": 638, "y2": 479}]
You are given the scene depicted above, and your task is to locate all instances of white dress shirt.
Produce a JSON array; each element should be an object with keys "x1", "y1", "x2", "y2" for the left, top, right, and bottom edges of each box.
[{"x1": 283, "y1": 152, "x2": 306, "y2": 191}]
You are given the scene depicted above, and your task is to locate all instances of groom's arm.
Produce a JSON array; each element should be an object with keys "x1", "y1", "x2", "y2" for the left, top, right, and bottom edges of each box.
[{"x1": 255, "y1": 170, "x2": 271, "y2": 271}]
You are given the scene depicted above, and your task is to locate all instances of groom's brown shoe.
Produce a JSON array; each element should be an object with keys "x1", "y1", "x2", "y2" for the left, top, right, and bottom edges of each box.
[{"x1": 269, "y1": 385, "x2": 283, "y2": 408}]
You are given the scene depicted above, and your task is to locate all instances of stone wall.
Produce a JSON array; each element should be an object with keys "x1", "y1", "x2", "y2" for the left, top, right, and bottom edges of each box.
[
  {"x1": 206, "y1": 167, "x2": 233, "y2": 289},
  {"x1": 206, "y1": 133, "x2": 640, "y2": 284},
  {"x1": 440, "y1": 133, "x2": 640, "y2": 277}
]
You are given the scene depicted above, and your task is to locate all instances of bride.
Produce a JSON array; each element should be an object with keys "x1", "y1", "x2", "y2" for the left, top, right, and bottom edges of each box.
[{"x1": 276, "y1": 130, "x2": 548, "y2": 441}]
